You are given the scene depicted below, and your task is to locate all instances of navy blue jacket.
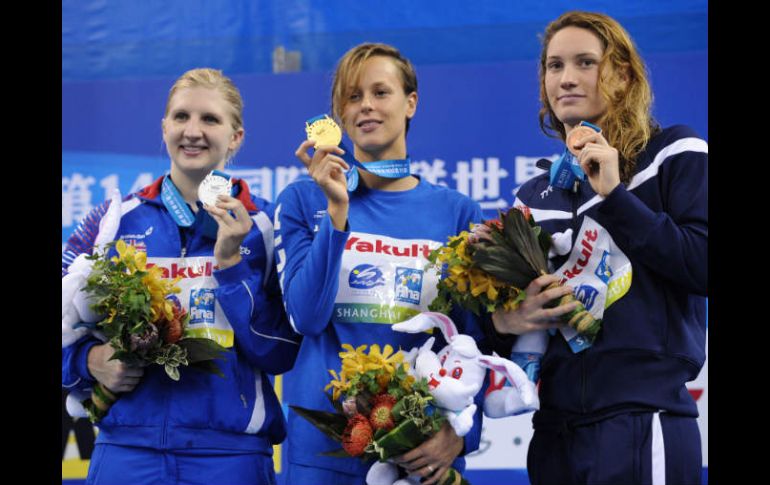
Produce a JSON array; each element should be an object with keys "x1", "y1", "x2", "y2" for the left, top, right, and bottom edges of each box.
[{"x1": 488, "y1": 125, "x2": 707, "y2": 418}]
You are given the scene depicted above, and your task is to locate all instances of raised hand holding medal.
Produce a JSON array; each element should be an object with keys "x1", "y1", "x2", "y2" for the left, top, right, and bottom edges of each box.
[
  {"x1": 199, "y1": 170, "x2": 252, "y2": 269},
  {"x1": 297, "y1": 115, "x2": 351, "y2": 228},
  {"x1": 567, "y1": 122, "x2": 621, "y2": 197}
]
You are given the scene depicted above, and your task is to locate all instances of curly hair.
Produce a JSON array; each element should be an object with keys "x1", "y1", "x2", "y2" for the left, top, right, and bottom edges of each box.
[{"x1": 538, "y1": 11, "x2": 660, "y2": 183}]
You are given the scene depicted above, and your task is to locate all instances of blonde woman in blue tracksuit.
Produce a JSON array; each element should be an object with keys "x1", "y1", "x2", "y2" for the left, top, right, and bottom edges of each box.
[{"x1": 62, "y1": 68, "x2": 300, "y2": 485}]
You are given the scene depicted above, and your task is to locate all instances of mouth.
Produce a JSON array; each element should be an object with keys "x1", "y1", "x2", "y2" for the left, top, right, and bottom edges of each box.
[
  {"x1": 181, "y1": 145, "x2": 207, "y2": 156},
  {"x1": 557, "y1": 94, "x2": 585, "y2": 102},
  {"x1": 428, "y1": 374, "x2": 441, "y2": 389},
  {"x1": 356, "y1": 119, "x2": 382, "y2": 132}
]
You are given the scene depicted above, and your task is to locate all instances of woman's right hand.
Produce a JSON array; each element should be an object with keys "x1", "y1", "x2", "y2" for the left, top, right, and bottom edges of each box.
[
  {"x1": 295, "y1": 140, "x2": 350, "y2": 205},
  {"x1": 491, "y1": 274, "x2": 578, "y2": 335},
  {"x1": 87, "y1": 344, "x2": 144, "y2": 393},
  {"x1": 295, "y1": 140, "x2": 350, "y2": 230}
]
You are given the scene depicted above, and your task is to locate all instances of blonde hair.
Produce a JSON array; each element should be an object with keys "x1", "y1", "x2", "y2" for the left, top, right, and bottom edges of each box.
[
  {"x1": 331, "y1": 43, "x2": 418, "y2": 133},
  {"x1": 538, "y1": 11, "x2": 660, "y2": 183},
  {"x1": 165, "y1": 68, "x2": 244, "y2": 132}
]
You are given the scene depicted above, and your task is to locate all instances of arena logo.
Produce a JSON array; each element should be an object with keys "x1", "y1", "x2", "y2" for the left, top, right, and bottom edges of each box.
[{"x1": 349, "y1": 264, "x2": 385, "y2": 289}]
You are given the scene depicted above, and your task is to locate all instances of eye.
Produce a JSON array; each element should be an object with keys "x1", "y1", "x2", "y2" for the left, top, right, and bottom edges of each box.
[
  {"x1": 375, "y1": 89, "x2": 389, "y2": 97},
  {"x1": 580, "y1": 59, "x2": 597, "y2": 68},
  {"x1": 547, "y1": 61, "x2": 563, "y2": 71},
  {"x1": 202, "y1": 114, "x2": 221, "y2": 124},
  {"x1": 348, "y1": 92, "x2": 362, "y2": 102},
  {"x1": 440, "y1": 354, "x2": 447, "y2": 366},
  {"x1": 451, "y1": 367, "x2": 463, "y2": 379},
  {"x1": 173, "y1": 111, "x2": 189, "y2": 121}
]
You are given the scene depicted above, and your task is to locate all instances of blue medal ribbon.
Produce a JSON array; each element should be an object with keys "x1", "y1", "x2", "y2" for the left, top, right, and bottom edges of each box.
[
  {"x1": 549, "y1": 121, "x2": 601, "y2": 190},
  {"x1": 339, "y1": 142, "x2": 411, "y2": 192},
  {"x1": 161, "y1": 174, "x2": 233, "y2": 239},
  {"x1": 161, "y1": 175, "x2": 196, "y2": 227},
  {"x1": 305, "y1": 114, "x2": 412, "y2": 192}
]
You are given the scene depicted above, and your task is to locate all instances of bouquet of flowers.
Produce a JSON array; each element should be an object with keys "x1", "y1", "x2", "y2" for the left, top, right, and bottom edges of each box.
[
  {"x1": 78, "y1": 240, "x2": 227, "y2": 422},
  {"x1": 427, "y1": 207, "x2": 600, "y2": 341},
  {"x1": 290, "y1": 343, "x2": 469, "y2": 485}
]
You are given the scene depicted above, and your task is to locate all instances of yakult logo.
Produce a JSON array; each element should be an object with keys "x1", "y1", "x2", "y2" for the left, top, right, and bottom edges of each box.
[
  {"x1": 146, "y1": 261, "x2": 219, "y2": 279},
  {"x1": 560, "y1": 229, "x2": 598, "y2": 284},
  {"x1": 345, "y1": 236, "x2": 433, "y2": 259}
]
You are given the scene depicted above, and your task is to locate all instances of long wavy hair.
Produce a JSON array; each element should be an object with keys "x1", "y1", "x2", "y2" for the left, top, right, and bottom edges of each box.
[{"x1": 538, "y1": 11, "x2": 660, "y2": 183}]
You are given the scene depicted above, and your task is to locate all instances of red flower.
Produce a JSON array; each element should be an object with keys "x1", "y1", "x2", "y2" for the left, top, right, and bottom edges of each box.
[
  {"x1": 514, "y1": 205, "x2": 532, "y2": 221},
  {"x1": 160, "y1": 302, "x2": 186, "y2": 344},
  {"x1": 369, "y1": 394, "x2": 397, "y2": 431},
  {"x1": 484, "y1": 218, "x2": 503, "y2": 230},
  {"x1": 342, "y1": 414, "x2": 373, "y2": 456}
]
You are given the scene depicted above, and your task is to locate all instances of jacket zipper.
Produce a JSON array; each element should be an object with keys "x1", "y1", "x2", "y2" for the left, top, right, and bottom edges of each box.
[{"x1": 571, "y1": 180, "x2": 587, "y2": 413}]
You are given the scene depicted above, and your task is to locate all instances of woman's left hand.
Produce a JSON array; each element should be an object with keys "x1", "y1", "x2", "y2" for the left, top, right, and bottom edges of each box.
[
  {"x1": 204, "y1": 194, "x2": 253, "y2": 269},
  {"x1": 393, "y1": 421, "x2": 464, "y2": 485},
  {"x1": 574, "y1": 131, "x2": 621, "y2": 197}
]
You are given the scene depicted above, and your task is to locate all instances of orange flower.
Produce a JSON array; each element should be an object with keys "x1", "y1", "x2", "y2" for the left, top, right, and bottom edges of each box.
[
  {"x1": 342, "y1": 414, "x2": 373, "y2": 456},
  {"x1": 369, "y1": 394, "x2": 397, "y2": 431}
]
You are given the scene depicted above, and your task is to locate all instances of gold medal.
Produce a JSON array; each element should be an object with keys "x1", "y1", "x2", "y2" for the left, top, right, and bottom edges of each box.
[
  {"x1": 566, "y1": 124, "x2": 600, "y2": 156},
  {"x1": 305, "y1": 114, "x2": 342, "y2": 147}
]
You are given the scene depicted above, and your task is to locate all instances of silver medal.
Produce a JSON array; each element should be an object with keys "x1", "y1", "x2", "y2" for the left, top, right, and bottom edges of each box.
[{"x1": 198, "y1": 171, "x2": 232, "y2": 206}]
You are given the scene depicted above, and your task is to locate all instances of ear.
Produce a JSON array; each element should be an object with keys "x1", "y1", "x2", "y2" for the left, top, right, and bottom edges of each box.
[
  {"x1": 405, "y1": 91, "x2": 418, "y2": 120},
  {"x1": 161, "y1": 118, "x2": 167, "y2": 136},
  {"x1": 229, "y1": 127, "x2": 245, "y2": 152}
]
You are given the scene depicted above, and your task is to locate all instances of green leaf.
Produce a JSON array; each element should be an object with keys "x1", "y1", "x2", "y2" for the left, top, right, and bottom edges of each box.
[
  {"x1": 289, "y1": 405, "x2": 348, "y2": 443},
  {"x1": 165, "y1": 364, "x2": 180, "y2": 381}
]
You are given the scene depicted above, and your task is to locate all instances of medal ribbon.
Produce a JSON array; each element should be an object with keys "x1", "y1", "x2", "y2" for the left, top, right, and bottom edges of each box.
[
  {"x1": 305, "y1": 114, "x2": 411, "y2": 192},
  {"x1": 161, "y1": 174, "x2": 231, "y2": 239}
]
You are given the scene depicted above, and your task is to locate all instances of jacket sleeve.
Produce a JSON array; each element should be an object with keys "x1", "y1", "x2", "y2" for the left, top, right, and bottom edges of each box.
[
  {"x1": 273, "y1": 183, "x2": 350, "y2": 336},
  {"x1": 215, "y1": 208, "x2": 301, "y2": 375},
  {"x1": 61, "y1": 201, "x2": 111, "y2": 391},
  {"x1": 596, "y1": 134, "x2": 708, "y2": 295}
]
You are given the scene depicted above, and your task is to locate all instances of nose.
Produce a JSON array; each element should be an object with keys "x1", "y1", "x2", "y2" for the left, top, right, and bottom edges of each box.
[
  {"x1": 183, "y1": 118, "x2": 203, "y2": 139},
  {"x1": 360, "y1": 92, "x2": 374, "y2": 112},
  {"x1": 560, "y1": 64, "x2": 578, "y2": 88},
  {"x1": 439, "y1": 368, "x2": 447, "y2": 377}
]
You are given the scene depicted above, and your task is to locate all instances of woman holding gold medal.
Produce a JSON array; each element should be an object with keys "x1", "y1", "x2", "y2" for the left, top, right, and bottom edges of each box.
[
  {"x1": 479, "y1": 12, "x2": 708, "y2": 484},
  {"x1": 61, "y1": 68, "x2": 299, "y2": 485},
  {"x1": 274, "y1": 43, "x2": 487, "y2": 485}
]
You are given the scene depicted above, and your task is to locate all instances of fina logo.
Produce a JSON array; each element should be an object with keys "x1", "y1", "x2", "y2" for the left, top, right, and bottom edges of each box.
[
  {"x1": 574, "y1": 285, "x2": 599, "y2": 311},
  {"x1": 595, "y1": 250, "x2": 613, "y2": 284},
  {"x1": 349, "y1": 264, "x2": 385, "y2": 289}
]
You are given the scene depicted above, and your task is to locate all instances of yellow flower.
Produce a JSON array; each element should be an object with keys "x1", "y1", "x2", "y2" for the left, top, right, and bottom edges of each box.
[
  {"x1": 324, "y1": 369, "x2": 349, "y2": 401},
  {"x1": 469, "y1": 269, "x2": 500, "y2": 300},
  {"x1": 143, "y1": 266, "x2": 182, "y2": 322},
  {"x1": 367, "y1": 344, "x2": 403, "y2": 376}
]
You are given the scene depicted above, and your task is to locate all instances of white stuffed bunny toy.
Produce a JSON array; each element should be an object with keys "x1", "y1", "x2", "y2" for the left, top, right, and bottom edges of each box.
[
  {"x1": 62, "y1": 188, "x2": 123, "y2": 417},
  {"x1": 364, "y1": 312, "x2": 539, "y2": 485}
]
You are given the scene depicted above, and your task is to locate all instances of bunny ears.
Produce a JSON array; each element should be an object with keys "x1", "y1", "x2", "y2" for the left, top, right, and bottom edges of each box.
[{"x1": 392, "y1": 311, "x2": 459, "y2": 341}]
